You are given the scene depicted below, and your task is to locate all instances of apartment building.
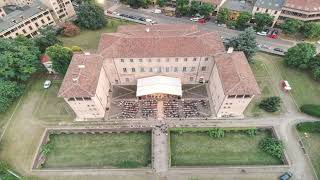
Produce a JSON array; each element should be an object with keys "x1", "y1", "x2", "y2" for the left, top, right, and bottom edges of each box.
[
  {"x1": 279, "y1": 0, "x2": 320, "y2": 22},
  {"x1": 0, "y1": 1, "x2": 56, "y2": 38},
  {"x1": 58, "y1": 24, "x2": 260, "y2": 119},
  {"x1": 252, "y1": 0, "x2": 284, "y2": 27},
  {"x1": 40, "y1": 0, "x2": 75, "y2": 21}
]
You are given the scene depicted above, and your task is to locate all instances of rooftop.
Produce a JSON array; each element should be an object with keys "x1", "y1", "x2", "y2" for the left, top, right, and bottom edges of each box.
[
  {"x1": 58, "y1": 53, "x2": 104, "y2": 98},
  {"x1": 215, "y1": 52, "x2": 260, "y2": 95},
  {"x1": 0, "y1": 0, "x2": 48, "y2": 33},
  {"x1": 98, "y1": 24, "x2": 225, "y2": 58},
  {"x1": 254, "y1": 0, "x2": 284, "y2": 10},
  {"x1": 222, "y1": 0, "x2": 255, "y2": 13},
  {"x1": 284, "y1": 0, "x2": 320, "y2": 12}
]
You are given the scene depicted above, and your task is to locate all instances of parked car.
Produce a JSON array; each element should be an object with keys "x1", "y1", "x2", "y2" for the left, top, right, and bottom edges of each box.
[
  {"x1": 190, "y1": 17, "x2": 201, "y2": 22},
  {"x1": 145, "y1": 18, "x2": 157, "y2": 24},
  {"x1": 112, "y1": 11, "x2": 120, "y2": 16},
  {"x1": 198, "y1": 18, "x2": 206, "y2": 24},
  {"x1": 153, "y1": 9, "x2": 162, "y2": 14},
  {"x1": 274, "y1": 48, "x2": 284, "y2": 52},
  {"x1": 138, "y1": 17, "x2": 146, "y2": 21},
  {"x1": 43, "y1": 80, "x2": 51, "y2": 89},
  {"x1": 268, "y1": 30, "x2": 279, "y2": 39},
  {"x1": 279, "y1": 172, "x2": 293, "y2": 180},
  {"x1": 257, "y1": 31, "x2": 267, "y2": 36}
]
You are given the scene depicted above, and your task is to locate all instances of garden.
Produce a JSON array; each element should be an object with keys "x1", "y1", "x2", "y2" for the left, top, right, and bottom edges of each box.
[
  {"x1": 169, "y1": 128, "x2": 284, "y2": 166},
  {"x1": 39, "y1": 131, "x2": 152, "y2": 168}
]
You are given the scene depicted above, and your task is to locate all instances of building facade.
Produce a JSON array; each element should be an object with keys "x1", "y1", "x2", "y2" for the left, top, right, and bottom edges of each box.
[
  {"x1": 252, "y1": 0, "x2": 284, "y2": 27},
  {"x1": 58, "y1": 24, "x2": 260, "y2": 120},
  {"x1": 40, "y1": 0, "x2": 76, "y2": 21},
  {"x1": 279, "y1": 0, "x2": 320, "y2": 22}
]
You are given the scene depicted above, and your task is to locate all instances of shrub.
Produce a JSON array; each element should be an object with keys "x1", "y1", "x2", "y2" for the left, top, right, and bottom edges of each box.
[
  {"x1": 41, "y1": 143, "x2": 53, "y2": 156},
  {"x1": 208, "y1": 128, "x2": 225, "y2": 138},
  {"x1": 116, "y1": 160, "x2": 140, "y2": 168},
  {"x1": 300, "y1": 104, "x2": 320, "y2": 117},
  {"x1": 297, "y1": 122, "x2": 320, "y2": 133},
  {"x1": 0, "y1": 80, "x2": 25, "y2": 113},
  {"x1": 245, "y1": 128, "x2": 257, "y2": 136},
  {"x1": 62, "y1": 22, "x2": 80, "y2": 37},
  {"x1": 259, "y1": 96, "x2": 281, "y2": 112},
  {"x1": 259, "y1": 138, "x2": 284, "y2": 159},
  {"x1": 70, "y1": 46, "x2": 83, "y2": 52}
]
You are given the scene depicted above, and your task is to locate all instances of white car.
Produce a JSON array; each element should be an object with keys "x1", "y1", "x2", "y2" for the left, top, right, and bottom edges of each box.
[
  {"x1": 43, "y1": 80, "x2": 51, "y2": 89},
  {"x1": 153, "y1": 9, "x2": 161, "y2": 14},
  {"x1": 257, "y1": 31, "x2": 267, "y2": 36},
  {"x1": 112, "y1": 11, "x2": 120, "y2": 16},
  {"x1": 145, "y1": 18, "x2": 157, "y2": 24},
  {"x1": 190, "y1": 17, "x2": 200, "y2": 22}
]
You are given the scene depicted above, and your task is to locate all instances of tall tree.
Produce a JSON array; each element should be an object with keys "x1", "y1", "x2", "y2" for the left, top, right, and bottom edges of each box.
[
  {"x1": 253, "y1": 13, "x2": 273, "y2": 32},
  {"x1": 175, "y1": 0, "x2": 190, "y2": 16},
  {"x1": 198, "y1": 3, "x2": 214, "y2": 18},
  {"x1": 156, "y1": 0, "x2": 166, "y2": 7},
  {"x1": 34, "y1": 26, "x2": 62, "y2": 53},
  {"x1": 284, "y1": 43, "x2": 316, "y2": 69},
  {"x1": 228, "y1": 27, "x2": 258, "y2": 61},
  {"x1": 217, "y1": 8, "x2": 229, "y2": 24},
  {"x1": 0, "y1": 36, "x2": 40, "y2": 81},
  {"x1": 190, "y1": 1, "x2": 201, "y2": 16},
  {"x1": 302, "y1": 22, "x2": 320, "y2": 39},
  {"x1": 280, "y1": 19, "x2": 304, "y2": 34},
  {"x1": 235, "y1": 12, "x2": 252, "y2": 30},
  {"x1": 0, "y1": 80, "x2": 25, "y2": 112},
  {"x1": 46, "y1": 45, "x2": 73, "y2": 75},
  {"x1": 127, "y1": 0, "x2": 150, "y2": 8},
  {"x1": 77, "y1": 2, "x2": 107, "y2": 30}
]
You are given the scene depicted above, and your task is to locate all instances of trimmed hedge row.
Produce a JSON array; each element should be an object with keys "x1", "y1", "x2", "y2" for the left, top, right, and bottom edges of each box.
[
  {"x1": 297, "y1": 122, "x2": 320, "y2": 133},
  {"x1": 300, "y1": 104, "x2": 320, "y2": 117}
]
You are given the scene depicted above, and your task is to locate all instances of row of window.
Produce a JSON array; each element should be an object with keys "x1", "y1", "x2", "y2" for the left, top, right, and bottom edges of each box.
[
  {"x1": 256, "y1": 7, "x2": 278, "y2": 15},
  {"x1": 228, "y1": 95, "x2": 252, "y2": 99},
  {"x1": 120, "y1": 57, "x2": 209, "y2": 63},
  {"x1": 122, "y1": 76, "x2": 195, "y2": 83},
  {"x1": 122, "y1": 66, "x2": 207, "y2": 73},
  {"x1": 68, "y1": 97, "x2": 92, "y2": 101}
]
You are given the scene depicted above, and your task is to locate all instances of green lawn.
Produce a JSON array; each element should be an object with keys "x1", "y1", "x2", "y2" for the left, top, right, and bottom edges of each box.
[
  {"x1": 43, "y1": 132, "x2": 151, "y2": 168},
  {"x1": 170, "y1": 129, "x2": 282, "y2": 166},
  {"x1": 298, "y1": 129, "x2": 320, "y2": 178},
  {"x1": 58, "y1": 18, "x2": 133, "y2": 50}
]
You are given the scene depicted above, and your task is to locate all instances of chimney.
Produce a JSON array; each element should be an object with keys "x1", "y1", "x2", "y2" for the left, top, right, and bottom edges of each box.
[
  {"x1": 146, "y1": 28, "x2": 150, "y2": 32},
  {"x1": 84, "y1": 52, "x2": 90, "y2": 55},
  {"x1": 227, "y1": 47, "x2": 234, "y2": 54},
  {"x1": 78, "y1": 65, "x2": 85, "y2": 68}
]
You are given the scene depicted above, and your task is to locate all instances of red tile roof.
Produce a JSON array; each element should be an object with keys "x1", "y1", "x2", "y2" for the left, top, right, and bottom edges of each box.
[
  {"x1": 284, "y1": 0, "x2": 320, "y2": 12},
  {"x1": 215, "y1": 52, "x2": 261, "y2": 95},
  {"x1": 40, "y1": 54, "x2": 50, "y2": 63},
  {"x1": 58, "y1": 53, "x2": 103, "y2": 98},
  {"x1": 98, "y1": 24, "x2": 225, "y2": 58}
]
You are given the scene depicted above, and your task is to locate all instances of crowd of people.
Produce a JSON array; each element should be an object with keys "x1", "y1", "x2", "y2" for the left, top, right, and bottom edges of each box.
[
  {"x1": 141, "y1": 99, "x2": 157, "y2": 118},
  {"x1": 182, "y1": 100, "x2": 208, "y2": 118},
  {"x1": 164, "y1": 100, "x2": 180, "y2": 118},
  {"x1": 117, "y1": 101, "x2": 139, "y2": 118}
]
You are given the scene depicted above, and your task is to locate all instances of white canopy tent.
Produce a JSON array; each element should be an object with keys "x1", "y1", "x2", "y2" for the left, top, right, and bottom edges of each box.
[{"x1": 136, "y1": 76, "x2": 182, "y2": 97}]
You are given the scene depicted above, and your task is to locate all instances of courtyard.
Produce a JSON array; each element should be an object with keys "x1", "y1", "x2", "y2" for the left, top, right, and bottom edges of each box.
[
  {"x1": 42, "y1": 131, "x2": 151, "y2": 168},
  {"x1": 170, "y1": 128, "x2": 283, "y2": 166}
]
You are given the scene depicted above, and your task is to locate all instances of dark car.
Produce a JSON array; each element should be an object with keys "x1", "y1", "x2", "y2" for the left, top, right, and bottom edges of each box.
[
  {"x1": 274, "y1": 48, "x2": 284, "y2": 52},
  {"x1": 138, "y1": 17, "x2": 146, "y2": 21},
  {"x1": 279, "y1": 172, "x2": 293, "y2": 180}
]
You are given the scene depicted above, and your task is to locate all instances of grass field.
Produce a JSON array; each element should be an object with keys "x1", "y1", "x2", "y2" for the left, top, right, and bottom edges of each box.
[
  {"x1": 43, "y1": 132, "x2": 151, "y2": 168},
  {"x1": 170, "y1": 129, "x2": 282, "y2": 166},
  {"x1": 58, "y1": 18, "x2": 133, "y2": 50}
]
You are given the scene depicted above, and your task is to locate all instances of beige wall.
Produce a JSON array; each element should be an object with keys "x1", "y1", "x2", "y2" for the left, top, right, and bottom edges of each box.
[
  {"x1": 208, "y1": 63, "x2": 226, "y2": 114},
  {"x1": 252, "y1": 6, "x2": 281, "y2": 27},
  {"x1": 217, "y1": 95, "x2": 254, "y2": 117},
  {"x1": 0, "y1": 9, "x2": 55, "y2": 38}
]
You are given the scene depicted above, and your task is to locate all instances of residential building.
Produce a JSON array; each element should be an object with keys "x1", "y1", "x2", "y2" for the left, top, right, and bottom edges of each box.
[
  {"x1": 252, "y1": 0, "x2": 284, "y2": 27},
  {"x1": 221, "y1": 0, "x2": 255, "y2": 20},
  {"x1": 279, "y1": 0, "x2": 320, "y2": 22},
  {"x1": 40, "y1": 54, "x2": 55, "y2": 73},
  {"x1": 40, "y1": 0, "x2": 76, "y2": 21},
  {"x1": 0, "y1": 1, "x2": 56, "y2": 38},
  {"x1": 58, "y1": 24, "x2": 260, "y2": 119}
]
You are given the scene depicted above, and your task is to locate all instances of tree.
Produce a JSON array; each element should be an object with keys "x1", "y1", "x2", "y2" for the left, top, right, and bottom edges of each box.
[
  {"x1": 127, "y1": 0, "x2": 150, "y2": 8},
  {"x1": 253, "y1": 13, "x2": 273, "y2": 32},
  {"x1": 34, "y1": 26, "x2": 62, "y2": 53},
  {"x1": 235, "y1": 12, "x2": 252, "y2": 30},
  {"x1": 217, "y1": 8, "x2": 229, "y2": 24},
  {"x1": 284, "y1": 43, "x2": 316, "y2": 69},
  {"x1": 228, "y1": 27, "x2": 258, "y2": 61},
  {"x1": 176, "y1": 0, "x2": 190, "y2": 16},
  {"x1": 0, "y1": 36, "x2": 41, "y2": 81},
  {"x1": 77, "y1": 2, "x2": 107, "y2": 30},
  {"x1": 190, "y1": 1, "x2": 201, "y2": 16},
  {"x1": 259, "y1": 138, "x2": 284, "y2": 159},
  {"x1": 198, "y1": 3, "x2": 214, "y2": 18},
  {"x1": 156, "y1": 0, "x2": 166, "y2": 7},
  {"x1": 61, "y1": 22, "x2": 80, "y2": 37},
  {"x1": 245, "y1": 128, "x2": 257, "y2": 136},
  {"x1": 259, "y1": 96, "x2": 281, "y2": 112},
  {"x1": 46, "y1": 45, "x2": 73, "y2": 75},
  {"x1": 280, "y1": 19, "x2": 304, "y2": 34},
  {"x1": 312, "y1": 66, "x2": 320, "y2": 81},
  {"x1": 208, "y1": 128, "x2": 225, "y2": 138},
  {"x1": 302, "y1": 22, "x2": 320, "y2": 39},
  {"x1": 0, "y1": 80, "x2": 25, "y2": 112}
]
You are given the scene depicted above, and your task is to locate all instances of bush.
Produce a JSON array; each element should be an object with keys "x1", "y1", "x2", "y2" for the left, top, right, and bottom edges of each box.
[
  {"x1": 62, "y1": 22, "x2": 80, "y2": 37},
  {"x1": 297, "y1": 122, "x2": 320, "y2": 133},
  {"x1": 259, "y1": 138, "x2": 284, "y2": 159},
  {"x1": 259, "y1": 96, "x2": 281, "y2": 112},
  {"x1": 116, "y1": 160, "x2": 140, "y2": 168},
  {"x1": 41, "y1": 143, "x2": 54, "y2": 156},
  {"x1": 245, "y1": 128, "x2": 257, "y2": 136},
  {"x1": 0, "y1": 80, "x2": 25, "y2": 113},
  {"x1": 70, "y1": 46, "x2": 83, "y2": 52},
  {"x1": 300, "y1": 104, "x2": 320, "y2": 117},
  {"x1": 207, "y1": 128, "x2": 225, "y2": 138}
]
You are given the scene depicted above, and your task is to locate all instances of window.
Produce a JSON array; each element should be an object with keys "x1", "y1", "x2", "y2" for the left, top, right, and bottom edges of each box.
[
  {"x1": 205, "y1": 57, "x2": 208, "y2": 61},
  {"x1": 139, "y1": 59, "x2": 143, "y2": 62},
  {"x1": 120, "y1": 59, "x2": 124, "y2": 62},
  {"x1": 175, "y1": 58, "x2": 178, "y2": 62},
  {"x1": 84, "y1": 97, "x2": 91, "y2": 101},
  {"x1": 28, "y1": 26, "x2": 33, "y2": 30},
  {"x1": 228, "y1": 95, "x2": 236, "y2": 98},
  {"x1": 190, "y1": 77, "x2": 194, "y2": 81},
  {"x1": 130, "y1": 59, "x2": 133, "y2": 62},
  {"x1": 123, "y1": 68, "x2": 127, "y2": 73},
  {"x1": 125, "y1": 78, "x2": 129, "y2": 82},
  {"x1": 166, "y1": 58, "x2": 170, "y2": 62},
  {"x1": 75, "y1": 97, "x2": 83, "y2": 101},
  {"x1": 68, "y1": 98, "x2": 75, "y2": 101},
  {"x1": 41, "y1": 19, "x2": 45, "y2": 24},
  {"x1": 191, "y1": 67, "x2": 195, "y2": 71},
  {"x1": 274, "y1": 11, "x2": 278, "y2": 14},
  {"x1": 115, "y1": 80, "x2": 119, "y2": 84},
  {"x1": 148, "y1": 59, "x2": 152, "y2": 62},
  {"x1": 157, "y1": 59, "x2": 161, "y2": 62},
  {"x1": 35, "y1": 22, "x2": 39, "y2": 27},
  {"x1": 174, "y1": 67, "x2": 178, "y2": 72},
  {"x1": 47, "y1": 16, "x2": 51, "y2": 21},
  {"x1": 158, "y1": 67, "x2": 162, "y2": 73},
  {"x1": 265, "y1": 9, "x2": 269, "y2": 13},
  {"x1": 140, "y1": 67, "x2": 145, "y2": 72},
  {"x1": 132, "y1": 68, "x2": 135, "y2": 72},
  {"x1": 193, "y1": 58, "x2": 197, "y2": 61},
  {"x1": 183, "y1": 67, "x2": 187, "y2": 72},
  {"x1": 149, "y1": 67, "x2": 153, "y2": 72},
  {"x1": 244, "y1": 95, "x2": 252, "y2": 98},
  {"x1": 236, "y1": 95, "x2": 244, "y2": 98},
  {"x1": 22, "y1": 29, "x2": 26, "y2": 34},
  {"x1": 201, "y1": 66, "x2": 206, "y2": 71},
  {"x1": 184, "y1": 58, "x2": 187, "y2": 62},
  {"x1": 166, "y1": 67, "x2": 170, "y2": 72},
  {"x1": 256, "y1": 7, "x2": 260, "y2": 11}
]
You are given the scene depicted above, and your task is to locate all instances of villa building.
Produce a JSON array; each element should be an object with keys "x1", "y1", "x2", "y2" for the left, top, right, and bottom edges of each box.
[
  {"x1": 279, "y1": 0, "x2": 320, "y2": 22},
  {"x1": 58, "y1": 24, "x2": 260, "y2": 120},
  {"x1": 252, "y1": 0, "x2": 284, "y2": 27}
]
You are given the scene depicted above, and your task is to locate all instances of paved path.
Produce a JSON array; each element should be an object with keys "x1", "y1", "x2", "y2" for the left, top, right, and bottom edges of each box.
[{"x1": 152, "y1": 125, "x2": 168, "y2": 173}]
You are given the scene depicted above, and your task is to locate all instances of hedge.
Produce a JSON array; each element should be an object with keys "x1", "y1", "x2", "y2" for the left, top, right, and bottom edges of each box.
[
  {"x1": 296, "y1": 122, "x2": 320, "y2": 133},
  {"x1": 300, "y1": 104, "x2": 320, "y2": 117}
]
